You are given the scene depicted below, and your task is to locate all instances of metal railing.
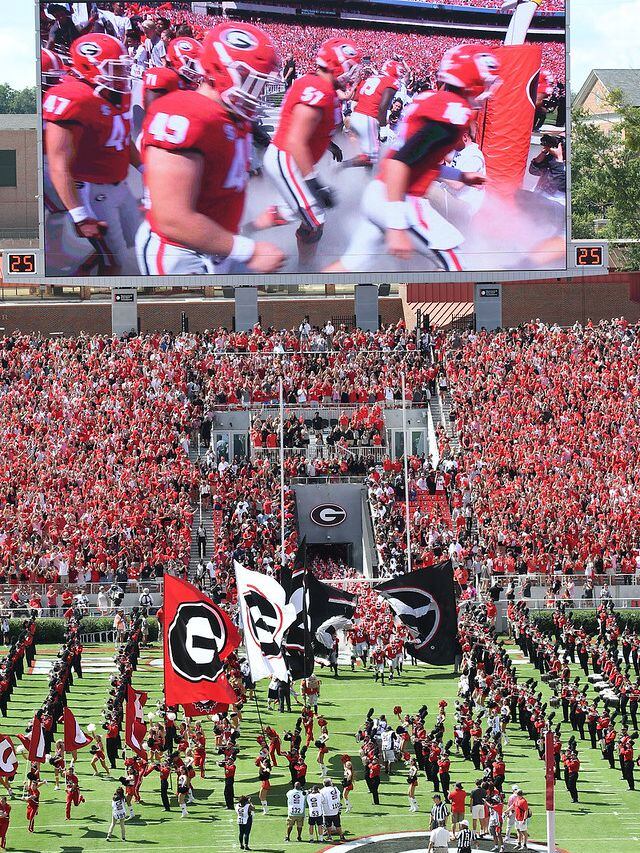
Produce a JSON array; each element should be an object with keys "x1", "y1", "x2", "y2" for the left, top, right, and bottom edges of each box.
[
  {"x1": 0, "y1": 580, "x2": 162, "y2": 597},
  {"x1": 521, "y1": 597, "x2": 640, "y2": 610},
  {"x1": 490, "y1": 572, "x2": 640, "y2": 587},
  {"x1": 252, "y1": 445, "x2": 387, "y2": 464}
]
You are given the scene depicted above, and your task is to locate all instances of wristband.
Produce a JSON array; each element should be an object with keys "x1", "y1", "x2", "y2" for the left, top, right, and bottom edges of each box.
[
  {"x1": 439, "y1": 165, "x2": 463, "y2": 182},
  {"x1": 69, "y1": 206, "x2": 90, "y2": 224},
  {"x1": 385, "y1": 201, "x2": 408, "y2": 230},
  {"x1": 228, "y1": 235, "x2": 256, "y2": 263}
]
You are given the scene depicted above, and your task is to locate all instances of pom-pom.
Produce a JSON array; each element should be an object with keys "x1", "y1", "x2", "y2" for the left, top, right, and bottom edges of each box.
[{"x1": 87, "y1": 723, "x2": 96, "y2": 733}]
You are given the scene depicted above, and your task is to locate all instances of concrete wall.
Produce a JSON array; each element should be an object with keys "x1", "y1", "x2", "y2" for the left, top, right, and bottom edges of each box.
[
  {"x1": 0, "y1": 295, "x2": 404, "y2": 336},
  {"x1": 293, "y1": 483, "x2": 366, "y2": 571}
]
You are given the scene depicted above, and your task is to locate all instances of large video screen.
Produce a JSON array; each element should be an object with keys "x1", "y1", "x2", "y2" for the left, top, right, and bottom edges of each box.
[{"x1": 39, "y1": 0, "x2": 567, "y2": 279}]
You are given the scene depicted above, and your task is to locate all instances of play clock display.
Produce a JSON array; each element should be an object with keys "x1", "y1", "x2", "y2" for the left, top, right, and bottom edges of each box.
[
  {"x1": 575, "y1": 245, "x2": 604, "y2": 267},
  {"x1": 6, "y1": 252, "x2": 37, "y2": 274}
]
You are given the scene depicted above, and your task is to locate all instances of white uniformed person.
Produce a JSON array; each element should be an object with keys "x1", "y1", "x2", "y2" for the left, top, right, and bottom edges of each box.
[
  {"x1": 320, "y1": 778, "x2": 345, "y2": 843},
  {"x1": 306, "y1": 785, "x2": 324, "y2": 843},
  {"x1": 285, "y1": 782, "x2": 306, "y2": 843}
]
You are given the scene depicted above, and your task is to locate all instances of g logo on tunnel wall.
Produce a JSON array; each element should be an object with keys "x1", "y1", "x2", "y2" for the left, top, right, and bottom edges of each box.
[{"x1": 310, "y1": 503, "x2": 347, "y2": 527}]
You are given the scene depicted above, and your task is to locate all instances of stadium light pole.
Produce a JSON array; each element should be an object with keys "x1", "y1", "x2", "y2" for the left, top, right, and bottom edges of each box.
[
  {"x1": 279, "y1": 377, "x2": 286, "y2": 566},
  {"x1": 401, "y1": 372, "x2": 412, "y2": 574}
]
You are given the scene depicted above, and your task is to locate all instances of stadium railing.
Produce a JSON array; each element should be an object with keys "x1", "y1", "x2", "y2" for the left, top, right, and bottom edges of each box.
[
  {"x1": 0, "y1": 580, "x2": 162, "y2": 598},
  {"x1": 490, "y1": 573, "x2": 640, "y2": 587},
  {"x1": 252, "y1": 445, "x2": 387, "y2": 464}
]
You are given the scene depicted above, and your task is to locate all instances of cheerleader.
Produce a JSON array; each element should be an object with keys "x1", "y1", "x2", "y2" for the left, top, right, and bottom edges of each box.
[
  {"x1": 90, "y1": 734, "x2": 109, "y2": 775},
  {"x1": 265, "y1": 726, "x2": 281, "y2": 766},
  {"x1": 176, "y1": 768, "x2": 190, "y2": 817},
  {"x1": 122, "y1": 762, "x2": 137, "y2": 819},
  {"x1": 316, "y1": 733, "x2": 329, "y2": 777},
  {"x1": 25, "y1": 773, "x2": 46, "y2": 833},
  {"x1": 134, "y1": 755, "x2": 148, "y2": 802},
  {"x1": 0, "y1": 795, "x2": 10, "y2": 850},
  {"x1": 302, "y1": 707, "x2": 314, "y2": 747},
  {"x1": 256, "y1": 756, "x2": 271, "y2": 814},
  {"x1": 342, "y1": 760, "x2": 354, "y2": 812},
  {"x1": 182, "y1": 752, "x2": 196, "y2": 804},
  {"x1": 64, "y1": 765, "x2": 86, "y2": 820},
  {"x1": 23, "y1": 762, "x2": 40, "y2": 800},
  {"x1": 267, "y1": 675, "x2": 279, "y2": 710},
  {"x1": 407, "y1": 757, "x2": 419, "y2": 812},
  {"x1": 51, "y1": 740, "x2": 66, "y2": 790}
]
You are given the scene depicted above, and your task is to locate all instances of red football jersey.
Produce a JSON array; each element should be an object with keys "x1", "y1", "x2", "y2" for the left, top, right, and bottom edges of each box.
[
  {"x1": 380, "y1": 90, "x2": 473, "y2": 197},
  {"x1": 143, "y1": 66, "x2": 181, "y2": 99},
  {"x1": 354, "y1": 74, "x2": 399, "y2": 119},
  {"x1": 273, "y1": 73, "x2": 341, "y2": 166},
  {"x1": 141, "y1": 90, "x2": 251, "y2": 238},
  {"x1": 42, "y1": 77, "x2": 131, "y2": 184}
]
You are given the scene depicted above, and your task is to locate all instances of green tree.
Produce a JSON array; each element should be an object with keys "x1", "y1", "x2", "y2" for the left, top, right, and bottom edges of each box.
[
  {"x1": 0, "y1": 83, "x2": 36, "y2": 114},
  {"x1": 571, "y1": 91, "x2": 640, "y2": 269}
]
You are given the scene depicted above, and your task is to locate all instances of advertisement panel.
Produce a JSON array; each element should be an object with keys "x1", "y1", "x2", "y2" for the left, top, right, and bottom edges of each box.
[{"x1": 38, "y1": 0, "x2": 567, "y2": 281}]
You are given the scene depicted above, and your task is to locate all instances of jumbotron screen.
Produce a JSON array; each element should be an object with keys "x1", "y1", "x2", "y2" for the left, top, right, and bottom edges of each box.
[{"x1": 38, "y1": 0, "x2": 567, "y2": 280}]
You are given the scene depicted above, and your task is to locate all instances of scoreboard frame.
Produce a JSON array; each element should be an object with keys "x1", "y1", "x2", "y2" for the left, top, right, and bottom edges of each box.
[{"x1": 0, "y1": 1, "x2": 609, "y2": 287}]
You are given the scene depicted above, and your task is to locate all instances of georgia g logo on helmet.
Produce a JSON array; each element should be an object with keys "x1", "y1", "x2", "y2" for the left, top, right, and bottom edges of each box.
[
  {"x1": 168, "y1": 602, "x2": 228, "y2": 683},
  {"x1": 77, "y1": 41, "x2": 101, "y2": 59},
  {"x1": 221, "y1": 28, "x2": 259, "y2": 51},
  {"x1": 475, "y1": 52, "x2": 500, "y2": 80}
]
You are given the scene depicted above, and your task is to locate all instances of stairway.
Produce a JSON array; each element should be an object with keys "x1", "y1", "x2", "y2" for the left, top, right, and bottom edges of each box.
[{"x1": 187, "y1": 444, "x2": 216, "y2": 581}]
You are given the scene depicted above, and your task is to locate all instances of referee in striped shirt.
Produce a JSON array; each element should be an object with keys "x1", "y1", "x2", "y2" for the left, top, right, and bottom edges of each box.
[
  {"x1": 430, "y1": 794, "x2": 449, "y2": 829},
  {"x1": 456, "y1": 819, "x2": 474, "y2": 853}
]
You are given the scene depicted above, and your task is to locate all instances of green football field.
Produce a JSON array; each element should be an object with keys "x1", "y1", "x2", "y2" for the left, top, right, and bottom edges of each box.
[{"x1": 2, "y1": 642, "x2": 637, "y2": 853}]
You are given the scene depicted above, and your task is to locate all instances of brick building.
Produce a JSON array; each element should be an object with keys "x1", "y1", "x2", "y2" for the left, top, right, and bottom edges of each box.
[{"x1": 0, "y1": 114, "x2": 39, "y2": 248}]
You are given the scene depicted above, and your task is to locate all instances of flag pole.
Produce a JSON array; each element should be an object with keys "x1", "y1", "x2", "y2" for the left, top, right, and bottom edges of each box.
[
  {"x1": 401, "y1": 372, "x2": 412, "y2": 573},
  {"x1": 545, "y1": 728, "x2": 556, "y2": 853},
  {"x1": 279, "y1": 377, "x2": 286, "y2": 566},
  {"x1": 302, "y1": 541, "x2": 310, "y2": 679}
]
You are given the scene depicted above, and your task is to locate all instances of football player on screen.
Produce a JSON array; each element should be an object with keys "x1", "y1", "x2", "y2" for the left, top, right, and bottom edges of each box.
[
  {"x1": 42, "y1": 33, "x2": 140, "y2": 275},
  {"x1": 250, "y1": 38, "x2": 363, "y2": 268},
  {"x1": 142, "y1": 37, "x2": 203, "y2": 110},
  {"x1": 41, "y1": 48, "x2": 68, "y2": 217},
  {"x1": 342, "y1": 59, "x2": 406, "y2": 170},
  {"x1": 136, "y1": 23, "x2": 285, "y2": 276},
  {"x1": 43, "y1": 33, "x2": 141, "y2": 275},
  {"x1": 325, "y1": 45, "x2": 500, "y2": 274}
]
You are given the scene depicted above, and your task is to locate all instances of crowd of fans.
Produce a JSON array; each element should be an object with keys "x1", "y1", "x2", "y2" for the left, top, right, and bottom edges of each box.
[
  {"x1": 195, "y1": 326, "x2": 437, "y2": 411},
  {"x1": 435, "y1": 0, "x2": 564, "y2": 9},
  {"x1": 446, "y1": 321, "x2": 640, "y2": 582},
  {"x1": 193, "y1": 454, "x2": 299, "y2": 602},
  {"x1": 367, "y1": 455, "x2": 465, "y2": 577},
  {"x1": 0, "y1": 334, "x2": 198, "y2": 589},
  {"x1": 112, "y1": 4, "x2": 564, "y2": 92}
]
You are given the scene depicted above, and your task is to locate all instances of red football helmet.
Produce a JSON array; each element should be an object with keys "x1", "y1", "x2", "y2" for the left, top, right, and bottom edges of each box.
[
  {"x1": 437, "y1": 44, "x2": 501, "y2": 107},
  {"x1": 381, "y1": 59, "x2": 407, "y2": 82},
  {"x1": 69, "y1": 33, "x2": 133, "y2": 94},
  {"x1": 167, "y1": 37, "x2": 203, "y2": 84},
  {"x1": 200, "y1": 23, "x2": 279, "y2": 119},
  {"x1": 316, "y1": 38, "x2": 362, "y2": 87},
  {"x1": 41, "y1": 48, "x2": 66, "y2": 90}
]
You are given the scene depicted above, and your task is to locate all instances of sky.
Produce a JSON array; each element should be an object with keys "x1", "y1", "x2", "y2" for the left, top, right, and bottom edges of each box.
[{"x1": 0, "y1": 0, "x2": 637, "y2": 91}]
